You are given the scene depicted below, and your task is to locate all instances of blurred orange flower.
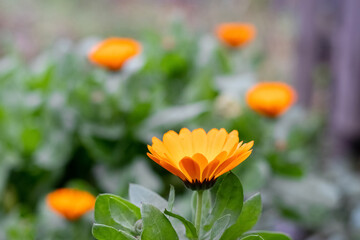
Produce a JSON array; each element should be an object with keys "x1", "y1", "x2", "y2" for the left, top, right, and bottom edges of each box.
[
  {"x1": 147, "y1": 128, "x2": 253, "y2": 190},
  {"x1": 46, "y1": 188, "x2": 96, "y2": 221},
  {"x1": 88, "y1": 37, "x2": 141, "y2": 71},
  {"x1": 216, "y1": 23, "x2": 256, "y2": 48},
  {"x1": 246, "y1": 82, "x2": 297, "y2": 118}
]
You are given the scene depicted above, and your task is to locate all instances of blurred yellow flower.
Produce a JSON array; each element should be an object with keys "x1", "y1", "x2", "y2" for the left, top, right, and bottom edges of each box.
[
  {"x1": 147, "y1": 128, "x2": 253, "y2": 190},
  {"x1": 46, "y1": 188, "x2": 96, "y2": 221},
  {"x1": 88, "y1": 37, "x2": 141, "y2": 71},
  {"x1": 246, "y1": 82, "x2": 297, "y2": 118},
  {"x1": 215, "y1": 23, "x2": 256, "y2": 48}
]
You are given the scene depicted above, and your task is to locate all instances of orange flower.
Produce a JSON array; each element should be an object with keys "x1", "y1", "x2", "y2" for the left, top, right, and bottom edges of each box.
[
  {"x1": 88, "y1": 37, "x2": 141, "y2": 71},
  {"x1": 216, "y1": 23, "x2": 256, "y2": 48},
  {"x1": 246, "y1": 82, "x2": 297, "y2": 118},
  {"x1": 46, "y1": 188, "x2": 96, "y2": 221},
  {"x1": 147, "y1": 128, "x2": 253, "y2": 190}
]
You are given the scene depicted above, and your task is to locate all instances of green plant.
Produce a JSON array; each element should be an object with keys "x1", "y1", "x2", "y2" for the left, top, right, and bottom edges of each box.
[{"x1": 92, "y1": 173, "x2": 291, "y2": 240}]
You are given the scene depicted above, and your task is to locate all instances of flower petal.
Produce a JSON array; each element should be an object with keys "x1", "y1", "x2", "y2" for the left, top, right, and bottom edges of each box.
[
  {"x1": 163, "y1": 130, "x2": 184, "y2": 163},
  {"x1": 214, "y1": 150, "x2": 253, "y2": 178},
  {"x1": 192, "y1": 128, "x2": 207, "y2": 154},
  {"x1": 222, "y1": 130, "x2": 239, "y2": 153},
  {"x1": 147, "y1": 153, "x2": 187, "y2": 180},
  {"x1": 179, "y1": 157, "x2": 201, "y2": 182},
  {"x1": 192, "y1": 153, "x2": 208, "y2": 170},
  {"x1": 179, "y1": 128, "x2": 193, "y2": 156},
  {"x1": 151, "y1": 137, "x2": 169, "y2": 158},
  {"x1": 208, "y1": 128, "x2": 228, "y2": 159}
]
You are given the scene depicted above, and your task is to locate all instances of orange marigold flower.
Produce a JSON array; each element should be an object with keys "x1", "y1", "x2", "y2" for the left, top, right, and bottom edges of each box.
[
  {"x1": 147, "y1": 128, "x2": 253, "y2": 190},
  {"x1": 88, "y1": 37, "x2": 141, "y2": 71},
  {"x1": 46, "y1": 188, "x2": 96, "y2": 221},
  {"x1": 246, "y1": 82, "x2": 297, "y2": 118},
  {"x1": 216, "y1": 23, "x2": 256, "y2": 48}
]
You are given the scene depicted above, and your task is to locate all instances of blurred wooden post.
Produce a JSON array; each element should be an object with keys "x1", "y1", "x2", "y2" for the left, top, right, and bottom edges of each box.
[
  {"x1": 294, "y1": 0, "x2": 319, "y2": 108},
  {"x1": 332, "y1": 0, "x2": 360, "y2": 156}
]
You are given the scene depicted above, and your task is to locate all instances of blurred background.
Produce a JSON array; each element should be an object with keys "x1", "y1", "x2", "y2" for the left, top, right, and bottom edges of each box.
[{"x1": 1, "y1": 0, "x2": 360, "y2": 239}]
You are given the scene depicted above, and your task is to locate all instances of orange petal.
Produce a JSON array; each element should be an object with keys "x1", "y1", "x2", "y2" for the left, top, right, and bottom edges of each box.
[
  {"x1": 206, "y1": 128, "x2": 219, "y2": 154},
  {"x1": 201, "y1": 161, "x2": 218, "y2": 182},
  {"x1": 192, "y1": 153, "x2": 208, "y2": 170},
  {"x1": 151, "y1": 137, "x2": 169, "y2": 158},
  {"x1": 147, "y1": 145, "x2": 160, "y2": 157},
  {"x1": 179, "y1": 128, "x2": 193, "y2": 156},
  {"x1": 222, "y1": 130, "x2": 239, "y2": 153},
  {"x1": 208, "y1": 128, "x2": 228, "y2": 159},
  {"x1": 227, "y1": 141, "x2": 242, "y2": 158},
  {"x1": 192, "y1": 128, "x2": 207, "y2": 154},
  {"x1": 179, "y1": 157, "x2": 201, "y2": 182},
  {"x1": 210, "y1": 153, "x2": 239, "y2": 178},
  {"x1": 147, "y1": 153, "x2": 187, "y2": 180},
  {"x1": 214, "y1": 150, "x2": 253, "y2": 178},
  {"x1": 200, "y1": 151, "x2": 226, "y2": 181},
  {"x1": 237, "y1": 141, "x2": 254, "y2": 153},
  {"x1": 163, "y1": 130, "x2": 184, "y2": 162}
]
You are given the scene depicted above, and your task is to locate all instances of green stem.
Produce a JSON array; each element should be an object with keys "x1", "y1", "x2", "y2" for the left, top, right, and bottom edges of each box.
[
  {"x1": 195, "y1": 190, "x2": 203, "y2": 237},
  {"x1": 71, "y1": 219, "x2": 81, "y2": 239}
]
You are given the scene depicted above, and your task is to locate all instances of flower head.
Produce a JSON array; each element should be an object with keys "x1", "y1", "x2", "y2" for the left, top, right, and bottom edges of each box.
[
  {"x1": 88, "y1": 37, "x2": 141, "y2": 71},
  {"x1": 147, "y1": 128, "x2": 253, "y2": 190},
  {"x1": 46, "y1": 188, "x2": 96, "y2": 221},
  {"x1": 215, "y1": 23, "x2": 256, "y2": 48},
  {"x1": 246, "y1": 82, "x2": 297, "y2": 118}
]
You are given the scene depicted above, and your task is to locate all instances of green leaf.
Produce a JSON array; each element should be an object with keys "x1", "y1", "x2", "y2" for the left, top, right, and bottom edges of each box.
[
  {"x1": 210, "y1": 214, "x2": 231, "y2": 240},
  {"x1": 129, "y1": 184, "x2": 168, "y2": 211},
  {"x1": 243, "y1": 232, "x2": 291, "y2": 240},
  {"x1": 92, "y1": 224, "x2": 136, "y2": 240},
  {"x1": 21, "y1": 127, "x2": 42, "y2": 154},
  {"x1": 94, "y1": 194, "x2": 140, "y2": 232},
  {"x1": 141, "y1": 204, "x2": 179, "y2": 240},
  {"x1": 267, "y1": 153, "x2": 304, "y2": 178},
  {"x1": 205, "y1": 172, "x2": 244, "y2": 230},
  {"x1": 168, "y1": 185, "x2": 175, "y2": 212},
  {"x1": 220, "y1": 193, "x2": 262, "y2": 240},
  {"x1": 109, "y1": 197, "x2": 141, "y2": 230},
  {"x1": 241, "y1": 235, "x2": 264, "y2": 240},
  {"x1": 164, "y1": 209, "x2": 198, "y2": 239}
]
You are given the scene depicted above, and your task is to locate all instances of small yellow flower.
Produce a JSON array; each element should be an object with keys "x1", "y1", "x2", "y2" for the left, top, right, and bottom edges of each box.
[
  {"x1": 147, "y1": 128, "x2": 253, "y2": 190},
  {"x1": 88, "y1": 37, "x2": 141, "y2": 71},
  {"x1": 215, "y1": 23, "x2": 256, "y2": 48},
  {"x1": 46, "y1": 188, "x2": 96, "y2": 221},
  {"x1": 246, "y1": 82, "x2": 297, "y2": 118}
]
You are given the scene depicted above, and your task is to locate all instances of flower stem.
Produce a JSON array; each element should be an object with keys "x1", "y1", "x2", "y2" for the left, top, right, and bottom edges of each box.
[{"x1": 195, "y1": 190, "x2": 203, "y2": 236}]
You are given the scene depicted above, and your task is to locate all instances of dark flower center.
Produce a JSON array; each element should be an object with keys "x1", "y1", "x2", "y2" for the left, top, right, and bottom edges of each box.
[{"x1": 183, "y1": 178, "x2": 217, "y2": 191}]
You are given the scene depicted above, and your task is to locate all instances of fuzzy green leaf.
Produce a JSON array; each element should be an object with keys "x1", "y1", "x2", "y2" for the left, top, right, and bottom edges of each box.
[
  {"x1": 210, "y1": 214, "x2": 231, "y2": 240},
  {"x1": 220, "y1": 193, "x2": 262, "y2": 240},
  {"x1": 94, "y1": 194, "x2": 122, "y2": 228},
  {"x1": 129, "y1": 184, "x2": 168, "y2": 211},
  {"x1": 95, "y1": 194, "x2": 140, "y2": 233},
  {"x1": 92, "y1": 224, "x2": 136, "y2": 240},
  {"x1": 168, "y1": 185, "x2": 175, "y2": 212},
  {"x1": 109, "y1": 197, "x2": 141, "y2": 230},
  {"x1": 241, "y1": 235, "x2": 264, "y2": 240},
  {"x1": 205, "y1": 172, "x2": 244, "y2": 230},
  {"x1": 141, "y1": 204, "x2": 179, "y2": 240},
  {"x1": 243, "y1": 232, "x2": 291, "y2": 240},
  {"x1": 164, "y1": 209, "x2": 198, "y2": 239}
]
